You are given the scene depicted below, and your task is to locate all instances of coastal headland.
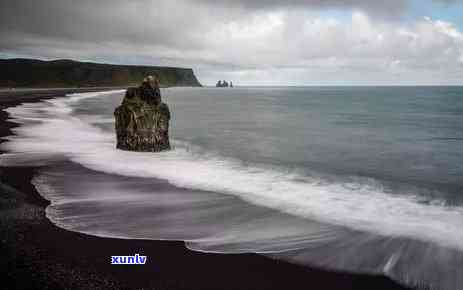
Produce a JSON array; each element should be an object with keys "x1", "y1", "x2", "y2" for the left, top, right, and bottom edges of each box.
[{"x1": 0, "y1": 58, "x2": 202, "y2": 88}]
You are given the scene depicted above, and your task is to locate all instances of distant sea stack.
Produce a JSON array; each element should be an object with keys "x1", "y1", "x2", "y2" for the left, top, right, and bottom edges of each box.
[
  {"x1": 216, "y1": 80, "x2": 233, "y2": 87},
  {"x1": 0, "y1": 58, "x2": 202, "y2": 88},
  {"x1": 114, "y1": 76, "x2": 171, "y2": 152}
]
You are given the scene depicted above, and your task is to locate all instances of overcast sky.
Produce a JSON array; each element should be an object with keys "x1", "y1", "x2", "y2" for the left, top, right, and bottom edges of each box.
[{"x1": 1, "y1": 0, "x2": 463, "y2": 85}]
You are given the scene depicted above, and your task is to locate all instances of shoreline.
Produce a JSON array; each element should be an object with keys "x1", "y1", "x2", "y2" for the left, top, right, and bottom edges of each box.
[{"x1": 0, "y1": 89, "x2": 410, "y2": 289}]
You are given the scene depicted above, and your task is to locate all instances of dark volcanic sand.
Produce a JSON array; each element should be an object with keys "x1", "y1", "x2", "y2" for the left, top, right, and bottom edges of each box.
[{"x1": 0, "y1": 88, "x2": 410, "y2": 290}]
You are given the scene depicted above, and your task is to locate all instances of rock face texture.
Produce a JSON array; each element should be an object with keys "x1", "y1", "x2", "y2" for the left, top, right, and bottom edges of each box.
[
  {"x1": 114, "y1": 82, "x2": 171, "y2": 152},
  {"x1": 0, "y1": 58, "x2": 202, "y2": 88}
]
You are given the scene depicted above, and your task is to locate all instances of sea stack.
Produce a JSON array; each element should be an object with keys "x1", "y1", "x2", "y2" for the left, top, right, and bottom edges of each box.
[{"x1": 114, "y1": 76, "x2": 171, "y2": 152}]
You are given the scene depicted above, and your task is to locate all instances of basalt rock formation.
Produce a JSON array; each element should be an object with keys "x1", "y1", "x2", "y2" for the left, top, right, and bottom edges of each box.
[
  {"x1": 216, "y1": 80, "x2": 233, "y2": 87},
  {"x1": 114, "y1": 82, "x2": 171, "y2": 152}
]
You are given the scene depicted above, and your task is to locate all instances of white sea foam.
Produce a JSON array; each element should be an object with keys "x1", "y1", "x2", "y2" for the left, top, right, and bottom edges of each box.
[{"x1": 2, "y1": 90, "x2": 463, "y2": 255}]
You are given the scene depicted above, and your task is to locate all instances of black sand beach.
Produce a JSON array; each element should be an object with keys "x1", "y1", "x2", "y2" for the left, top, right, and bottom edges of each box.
[{"x1": 0, "y1": 89, "x2": 410, "y2": 290}]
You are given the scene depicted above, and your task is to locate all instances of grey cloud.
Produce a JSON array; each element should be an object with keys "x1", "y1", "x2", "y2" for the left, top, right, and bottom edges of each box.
[
  {"x1": 196, "y1": 0, "x2": 409, "y2": 16},
  {"x1": 0, "y1": 0, "x2": 202, "y2": 48},
  {"x1": 0, "y1": 0, "x2": 407, "y2": 48},
  {"x1": 1, "y1": 0, "x2": 462, "y2": 85},
  {"x1": 432, "y1": 0, "x2": 462, "y2": 3},
  {"x1": 0, "y1": 0, "x2": 259, "y2": 70}
]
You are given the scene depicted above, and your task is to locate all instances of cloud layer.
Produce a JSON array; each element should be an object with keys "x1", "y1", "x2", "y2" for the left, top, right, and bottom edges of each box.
[{"x1": 1, "y1": 0, "x2": 462, "y2": 85}]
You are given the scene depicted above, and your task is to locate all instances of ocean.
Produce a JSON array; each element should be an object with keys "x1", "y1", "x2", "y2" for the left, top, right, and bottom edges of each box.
[{"x1": 2, "y1": 86, "x2": 463, "y2": 290}]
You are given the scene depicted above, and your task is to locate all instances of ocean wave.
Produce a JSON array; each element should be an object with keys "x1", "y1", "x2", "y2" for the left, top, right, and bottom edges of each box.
[{"x1": 2, "y1": 90, "x2": 463, "y2": 289}]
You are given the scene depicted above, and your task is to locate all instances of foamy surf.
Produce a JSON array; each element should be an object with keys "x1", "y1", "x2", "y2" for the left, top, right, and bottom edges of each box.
[{"x1": 2, "y1": 89, "x2": 463, "y2": 290}]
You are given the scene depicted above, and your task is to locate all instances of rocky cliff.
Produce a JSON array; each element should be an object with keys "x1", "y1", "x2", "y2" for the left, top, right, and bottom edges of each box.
[
  {"x1": 0, "y1": 58, "x2": 202, "y2": 88},
  {"x1": 114, "y1": 79, "x2": 171, "y2": 152}
]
